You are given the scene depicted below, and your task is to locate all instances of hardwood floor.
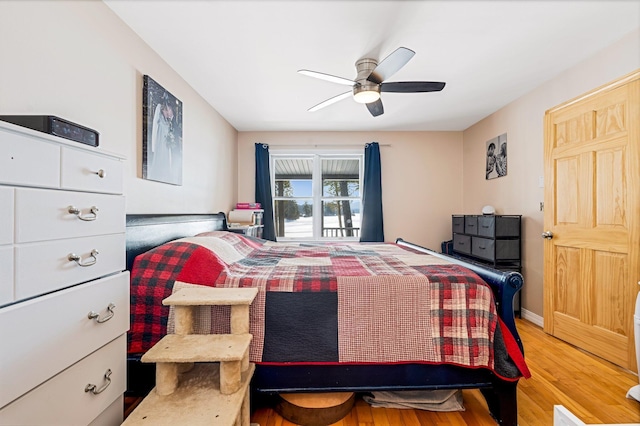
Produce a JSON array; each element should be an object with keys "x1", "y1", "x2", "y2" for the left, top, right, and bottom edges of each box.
[
  {"x1": 249, "y1": 319, "x2": 640, "y2": 425},
  {"x1": 124, "y1": 319, "x2": 640, "y2": 425}
]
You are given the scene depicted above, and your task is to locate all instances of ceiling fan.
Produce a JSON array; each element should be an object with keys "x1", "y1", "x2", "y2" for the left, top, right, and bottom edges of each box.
[{"x1": 298, "y1": 47, "x2": 446, "y2": 117}]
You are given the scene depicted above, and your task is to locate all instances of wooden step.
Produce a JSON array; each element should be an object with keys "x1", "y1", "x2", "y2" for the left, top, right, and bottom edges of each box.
[
  {"x1": 163, "y1": 286, "x2": 258, "y2": 335},
  {"x1": 122, "y1": 363, "x2": 255, "y2": 426},
  {"x1": 142, "y1": 334, "x2": 252, "y2": 395},
  {"x1": 142, "y1": 334, "x2": 252, "y2": 363},
  {"x1": 163, "y1": 286, "x2": 258, "y2": 306}
]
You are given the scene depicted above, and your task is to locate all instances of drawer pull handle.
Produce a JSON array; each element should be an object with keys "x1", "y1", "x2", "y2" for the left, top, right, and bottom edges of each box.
[
  {"x1": 94, "y1": 169, "x2": 106, "y2": 179},
  {"x1": 68, "y1": 205, "x2": 99, "y2": 221},
  {"x1": 88, "y1": 303, "x2": 116, "y2": 323},
  {"x1": 68, "y1": 249, "x2": 99, "y2": 267},
  {"x1": 85, "y1": 369, "x2": 112, "y2": 395}
]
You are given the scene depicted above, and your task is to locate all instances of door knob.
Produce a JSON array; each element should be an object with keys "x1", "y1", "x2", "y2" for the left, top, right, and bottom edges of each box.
[{"x1": 542, "y1": 231, "x2": 554, "y2": 239}]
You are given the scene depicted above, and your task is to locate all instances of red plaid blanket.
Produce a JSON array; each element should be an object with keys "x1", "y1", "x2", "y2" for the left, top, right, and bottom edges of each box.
[{"x1": 128, "y1": 232, "x2": 529, "y2": 379}]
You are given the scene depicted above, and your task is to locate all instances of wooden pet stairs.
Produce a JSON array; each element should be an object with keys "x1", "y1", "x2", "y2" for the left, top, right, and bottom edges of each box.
[{"x1": 122, "y1": 286, "x2": 259, "y2": 426}]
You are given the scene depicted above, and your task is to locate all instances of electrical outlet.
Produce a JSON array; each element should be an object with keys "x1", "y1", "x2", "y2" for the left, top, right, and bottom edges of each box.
[{"x1": 540, "y1": 202, "x2": 544, "y2": 211}]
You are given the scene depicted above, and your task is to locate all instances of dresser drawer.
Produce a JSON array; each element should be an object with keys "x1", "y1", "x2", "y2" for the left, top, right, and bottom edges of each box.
[
  {"x1": 15, "y1": 233, "x2": 124, "y2": 301},
  {"x1": 61, "y1": 147, "x2": 124, "y2": 194},
  {"x1": 496, "y1": 239, "x2": 520, "y2": 260},
  {"x1": 0, "y1": 272, "x2": 129, "y2": 409},
  {"x1": 471, "y1": 236, "x2": 494, "y2": 261},
  {"x1": 471, "y1": 237, "x2": 520, "y2": 262},
  {"x1": 0, "y1": 247, "x2": 12, "y2": 306},
  {"x1": 464, "y1": 215, "x2": 478, "y2": 235},
  {"x1": 0, "y1": 129, "x2": 60, "y2": 188},
  {"x1": 476, "y1": 216, "x2": 496, "y2": 238},
  {"x1": 0, "y1": 334, "x2": 126, "y2": 425},
  {"x1": 15, "y1": 188, "x2": 125, "y2": 243},
  {"x1": 477, "y1": 215, "x2": 520, "y2": 238},
  {"x1": 89, "y1": 395, "x2": 123, "y2": 426},
  {"x1": 0, "y1": 187, "x2": 13, "y2": 245},
  {"x1": 452, "y1": 233, "x2": 471, "y2": 255},
  {"x1": 452, "y1": 215, "x2": 465, "y2": 234}
]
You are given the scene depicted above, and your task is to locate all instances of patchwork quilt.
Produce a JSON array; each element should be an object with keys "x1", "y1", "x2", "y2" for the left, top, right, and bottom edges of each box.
[{"x1": 128, "y1": 231, "x2": 529, "y2": 380}]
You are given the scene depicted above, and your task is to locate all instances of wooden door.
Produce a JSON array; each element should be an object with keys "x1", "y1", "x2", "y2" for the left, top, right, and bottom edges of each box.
[{"x1": 543, "y1": 70, "x2": 640, "y2": 371}]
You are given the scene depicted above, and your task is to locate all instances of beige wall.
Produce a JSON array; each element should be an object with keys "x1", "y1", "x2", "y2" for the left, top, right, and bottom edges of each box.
[
  {"x1": 0, "y1": 1, "x2": 237, "y2": 214},
  {"x1": 237, "y1": 131, "x2": 463, "y2": 250},
  {"x1": 462, "y1": 29, "x2": 640, "y2": 319},
  {"x1": 2, "y1": 0, "x2": 637, "y2": 320}
]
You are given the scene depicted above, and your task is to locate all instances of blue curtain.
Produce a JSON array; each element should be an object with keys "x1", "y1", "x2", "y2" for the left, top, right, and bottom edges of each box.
[
  {"x1": 360, "y1": 142, "x2": 384, "y2": 242},
  {"x1": 255, "y1": 143, "x2": 276, "y2": 241}
]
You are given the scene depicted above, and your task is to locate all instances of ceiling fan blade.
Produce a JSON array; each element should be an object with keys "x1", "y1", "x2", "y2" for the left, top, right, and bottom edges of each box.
[
  {"x1": 298, "y1": 70, "x2": 356, "y2": 86},
  {"x1": 367, "y1": 47, "x2": 415, "y2": 84},
  {"x1": 380, "y1": 81, "x2": 446, "y2": 93},
  {"x1": 308, "y1": 91, "x2": 352, "y2": 112},
  {"x1": 366, "y1": 99, "x2": 384, "y2": 117}
]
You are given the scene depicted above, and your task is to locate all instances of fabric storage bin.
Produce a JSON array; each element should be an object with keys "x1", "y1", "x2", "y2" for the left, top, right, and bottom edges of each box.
[
  {"x1": 452, "y1": 216, "x2": 465, "y2": 234},
  {"x1": 471, "y1": 237, "x2": 520, "y2": 262},
  {"x1": 453, "y1": 234, "x2": 471, "y2": 255},
  {"x1": 464, "y1": 216, "x2": 478, "y2": 235},
  {"x1": 477, "y1": 215, "x2": 520, "y2": 238}
]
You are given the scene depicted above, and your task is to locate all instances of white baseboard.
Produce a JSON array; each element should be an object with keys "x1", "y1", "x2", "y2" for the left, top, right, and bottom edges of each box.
[
  {"x1": 520, "y1": 308, "x2": 543, "y2": 327},
  {"x1": 554, "y1": 404, "x2": 640, "y2": 426}
]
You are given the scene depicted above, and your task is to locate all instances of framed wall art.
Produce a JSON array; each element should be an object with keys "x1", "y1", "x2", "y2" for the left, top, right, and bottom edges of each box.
[
  {"x1": 486, "y1": 133, "x2": 507, "y2": 180},
  {"x1": 142, "y1": 75, "x2": 183, "y2": 185}
]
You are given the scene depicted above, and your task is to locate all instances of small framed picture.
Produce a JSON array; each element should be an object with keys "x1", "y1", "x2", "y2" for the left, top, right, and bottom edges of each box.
[
  {"x1": 142, "y1": 75, "x2": 183, "y2": 185},
  {"x1": 486, "y1": 133, "x2": 507, "y2": 180}
]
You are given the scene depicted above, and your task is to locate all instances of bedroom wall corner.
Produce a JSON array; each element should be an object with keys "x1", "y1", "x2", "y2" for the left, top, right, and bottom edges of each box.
[
  {"x1": 461, "y1": 28, "x2": 640, "y2": 318},
  {"x1": 0, "y1": 1, "x2": 238, "y2": 215}
]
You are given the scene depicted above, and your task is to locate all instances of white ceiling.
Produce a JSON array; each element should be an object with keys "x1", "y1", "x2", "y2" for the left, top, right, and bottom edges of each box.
[{"x1": 104, "y1": 1, "x2": 639, "y2": 132}]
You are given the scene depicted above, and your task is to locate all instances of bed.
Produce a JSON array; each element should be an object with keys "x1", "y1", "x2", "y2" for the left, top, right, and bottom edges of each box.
[{"x1": 125, "y1": 213, "x2": 529, "y2": 425}]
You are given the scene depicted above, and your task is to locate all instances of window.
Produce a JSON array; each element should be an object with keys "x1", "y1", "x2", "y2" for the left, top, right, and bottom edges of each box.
[{"x1": 271, "y1": 152, "x2": 362, "y2": 240}]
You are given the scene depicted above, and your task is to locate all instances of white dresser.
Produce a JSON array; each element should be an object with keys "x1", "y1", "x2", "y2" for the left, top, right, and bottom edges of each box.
[{"x1": 0, "y1": 121, "x2": 128, "y2": 425}]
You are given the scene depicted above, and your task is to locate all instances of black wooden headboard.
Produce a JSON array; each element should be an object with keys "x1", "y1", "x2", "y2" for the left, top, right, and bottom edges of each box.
[{"x1": 125, "y1": 213, "x2": 227, "y2": 271}]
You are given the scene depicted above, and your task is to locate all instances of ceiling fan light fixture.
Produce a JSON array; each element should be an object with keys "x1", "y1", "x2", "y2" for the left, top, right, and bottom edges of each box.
[
  {"x1": 300, "y1": 47, "x2": 445, "y2": 116},
  {"x1": 353, "y1": 89, "x2": 380, "y2": 104}
]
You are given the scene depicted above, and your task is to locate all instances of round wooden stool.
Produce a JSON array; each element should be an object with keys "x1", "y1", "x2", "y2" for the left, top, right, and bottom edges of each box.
[{"x1": 275, "y1": 392, "x2": 355, "y2": 426}]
